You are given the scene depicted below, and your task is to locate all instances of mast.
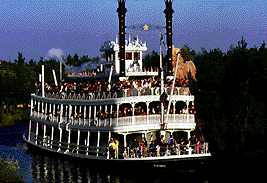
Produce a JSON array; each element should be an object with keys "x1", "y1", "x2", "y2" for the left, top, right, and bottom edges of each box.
[
  {"x1": 167, "y1": 51, "x2": 180, "y2": 119},
  {"x1": 42, "y1": 65, "x2": 45, "y2": 98},
  {"x1": 160, "y1": 27, "x2": 165, "y2": 133},
  {"x1": 164, "y1": 0, "x2": 174, "y2": 76},
  {"x1": 117, "y1": 0, "x2": 127, "y2": 77}
]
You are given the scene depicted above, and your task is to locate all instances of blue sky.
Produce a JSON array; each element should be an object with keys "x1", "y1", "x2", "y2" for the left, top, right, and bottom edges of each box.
[{"x1": 0, "y1": 0, "x2": 267, "y2": 61}]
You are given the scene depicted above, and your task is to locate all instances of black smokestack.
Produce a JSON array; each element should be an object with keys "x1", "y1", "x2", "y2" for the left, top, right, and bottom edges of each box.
[
  {"x1": 164, "y1": 0, "x2": 174, "y2": 76},
  {"x1": 117, "y1": 0, "x2": 127, "y2": 77}
]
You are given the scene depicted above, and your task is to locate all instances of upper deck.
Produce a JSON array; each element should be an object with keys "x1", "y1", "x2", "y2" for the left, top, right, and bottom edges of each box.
[{"x1": 33, "y1": 86, "x2": 193, "y2": 105}]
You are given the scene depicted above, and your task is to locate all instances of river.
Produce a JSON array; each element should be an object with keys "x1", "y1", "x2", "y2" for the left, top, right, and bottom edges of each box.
[{"x1": 0, "y1": 122, "x2": 211, "y2": 183}]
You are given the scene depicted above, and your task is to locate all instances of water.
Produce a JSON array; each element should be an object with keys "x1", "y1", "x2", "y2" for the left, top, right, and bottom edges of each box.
[{"x1": 0, "y1": 123, "x2": 211, "y2": 183}]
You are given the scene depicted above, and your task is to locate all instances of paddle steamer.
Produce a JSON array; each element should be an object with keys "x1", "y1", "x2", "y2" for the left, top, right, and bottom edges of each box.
[{"x1": 24, "y1": 0, "x2": 211, "y2": 169}]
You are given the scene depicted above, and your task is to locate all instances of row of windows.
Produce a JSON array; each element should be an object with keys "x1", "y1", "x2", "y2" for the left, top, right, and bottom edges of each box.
[{"x1": 118, "y1": 52, "x2": 140, "y2": 60}]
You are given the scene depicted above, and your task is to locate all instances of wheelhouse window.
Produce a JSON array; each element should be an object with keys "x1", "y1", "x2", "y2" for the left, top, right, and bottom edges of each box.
[
  {"x1": 134, "y1": 52, "x2": 140, "y2": 60},
  {"x1": 126, "y1": 52, "x2": 132, "y2": 60}
]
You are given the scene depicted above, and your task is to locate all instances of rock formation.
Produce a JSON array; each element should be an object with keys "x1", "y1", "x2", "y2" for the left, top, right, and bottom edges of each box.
[{"x1": 172, "y1": 45, "x2": 196, "y2": 80}]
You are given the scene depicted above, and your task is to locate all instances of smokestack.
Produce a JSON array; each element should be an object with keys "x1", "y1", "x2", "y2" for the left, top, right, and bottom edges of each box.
[
  {"x1": 164, "y1": 0, "x2": 174, "y2": 76},
  {"x1": 117, "y1": 0, "x2": 127, "y2": 77}
]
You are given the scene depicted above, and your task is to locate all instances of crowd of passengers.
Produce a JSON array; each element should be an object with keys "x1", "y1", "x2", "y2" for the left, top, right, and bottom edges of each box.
[
  {"x1": 35, "y1": 77, "x2": 190, "y2": 96},
  {"x1": 33, "y1": 101, "x2": 195, "y2": 124},
  {"x1": 108, "y1": 134, "x2": 206, "y2": 159},
  {"x1": 96, "y1": 104, "x2": 196, "y2": 120},
  {"x1": 37, "y1": 104, "x2": 195, "y2": 124}
]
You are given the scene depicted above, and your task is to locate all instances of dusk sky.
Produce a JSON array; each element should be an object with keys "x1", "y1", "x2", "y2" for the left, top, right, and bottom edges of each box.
[{"x1": 0, "y1": 0, "x2": 267, "y2": 62}]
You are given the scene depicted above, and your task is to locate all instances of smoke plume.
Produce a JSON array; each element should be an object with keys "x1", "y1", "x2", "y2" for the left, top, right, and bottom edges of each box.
[{"x1": 45, "y1": 48, "x2": 64, "y2": 62}]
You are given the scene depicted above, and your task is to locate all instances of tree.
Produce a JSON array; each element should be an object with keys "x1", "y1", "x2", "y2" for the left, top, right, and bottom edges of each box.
[
  {"x1": 194, "y1": 38, "x2": 266, "y2": 162},
  {"x1": 65, "y1": 54, "x2": 73, "y2": 66},
  {"x1": 143, "y1": 50, "x2": 160, "y2": 71},
  {"x1": 14, "y1": 52, "x2": 25, "y2": 66},
  {"x1": 180, "y1": 44, "x2": 196, "y2": 62}
]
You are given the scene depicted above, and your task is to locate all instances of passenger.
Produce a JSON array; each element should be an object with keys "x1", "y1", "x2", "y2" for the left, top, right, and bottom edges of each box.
[
  {"x1": 165, "y1": 145, "x2": 171, "y2": 156},
  {"x1": 122, "y1": 107, "x2": 128, "y2": 117},
  {"x1": 114, "y1": 139, "x2": 119, "y2": 159},
  {"x1": 138, "y1": 141, "x2": 143, "y2": 158},
  {"x1": 174, "y1": 140, "x2": 179, "y2": 155},
  {"x1": 156, "y1": 145, "x2": 160, "y2": 157},
  {"x1": 186, "y1": 140, "x2": 192, "y2": 149},
  {"x1": 123, "y1": 147, "x2": 128, "y2": 159},
  {"x1": 141, "y1": 109, "x2": 146, "y2": 115},
  {"x1": 108, "y1": 140, "x2": 116, "y2": 159},
  {"x1": 168, "y1": 135, "x2": 175, "y2": 146},
  {"x1": 181, "y1": 106, "x2": 188, "y2": 114},
  {"x1": 190, "y1": 134, "x2": 197, "y2": 145},
  {"x1": 149, "y1": 141, "x2": 156, "y2": 157},
  {"x1": 180, "y1": 139, "x2": 187, "y2": 155},
  {"x1": 142, "y1": 138, "x2": 147, "y2": 148},
  {"x1": 150, "y1": 107, "x2": 156, "y2": 114},
  {"x1": 196, "y1": 141, "x2": 202, "y2": 154},
  {"x1": 132, "y1": 138, "x2": 139, "y2": 157}
]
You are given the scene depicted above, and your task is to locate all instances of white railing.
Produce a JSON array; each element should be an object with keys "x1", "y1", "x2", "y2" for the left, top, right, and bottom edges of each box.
[
  {"x1": 36, "y1": 87, "x2": 191, "y2": 100},
  {"x1": 34, "y1": 134, "x2": 210, "y2": 159},
  {"x1": 31, "y1": 112, "x2": 195, "y2": 131}
]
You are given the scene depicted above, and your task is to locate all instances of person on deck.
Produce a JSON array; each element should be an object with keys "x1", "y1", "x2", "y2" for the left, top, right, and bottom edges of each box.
[
  {"x1": 168, "y1": 135, "x2": 175, "y2": 146},
  {"x1": 149, "y1": 141, "x2": 156, "y2": 157},
  {"x1": 108, "y1": 139, "x2": 116, "y2": 159},
  {"x1": 114, "y1": 139, "x2": 119, "y2": 159},
  {"x1": 132, "y1": 138, "x2": 139, "y2": 157}
]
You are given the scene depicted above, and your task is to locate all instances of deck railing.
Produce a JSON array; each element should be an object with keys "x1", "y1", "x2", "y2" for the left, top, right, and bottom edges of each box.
[
  {"x1": 36, "y1": 87, "x2": 191, "y2": 100},
  {"x1": 34, "y1": 134, "x2": 209, "y2": 159},
  {"x1": 32, "y1": 111, "x2": 195, "y2": 129}
]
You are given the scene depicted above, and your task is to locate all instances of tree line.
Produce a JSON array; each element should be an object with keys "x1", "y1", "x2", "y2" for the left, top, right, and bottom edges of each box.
[
  {"x1": 0, "y1": 39, "x2": 266, "y2": 158},
  {"x1": 190, "y1": 38, "x2": 266, "y2": 162}
]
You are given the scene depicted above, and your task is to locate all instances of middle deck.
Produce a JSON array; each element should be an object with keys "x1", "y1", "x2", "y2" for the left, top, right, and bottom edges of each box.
[{"x1": 30, "y1": 86, "x2": 195, "y2": 133}]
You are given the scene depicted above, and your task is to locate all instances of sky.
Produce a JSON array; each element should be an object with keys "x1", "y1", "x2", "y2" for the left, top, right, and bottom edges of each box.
[{"x1": 0, "y1": 0, "x2": 267, "y2": 62}]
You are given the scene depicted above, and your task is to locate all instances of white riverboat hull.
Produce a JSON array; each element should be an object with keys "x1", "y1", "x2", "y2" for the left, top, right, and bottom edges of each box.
[{"x1": 23, "y1": 134, "x2": 211, "y2": 171}]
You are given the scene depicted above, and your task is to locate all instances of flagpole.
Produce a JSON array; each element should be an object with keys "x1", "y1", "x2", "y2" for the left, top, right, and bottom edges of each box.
[
  {"x1": 160, "y1": 26, "x2": 166, "y2": 138},
  {"x1": 127, "y1": 23, "x2": 166, "y2": 137}
]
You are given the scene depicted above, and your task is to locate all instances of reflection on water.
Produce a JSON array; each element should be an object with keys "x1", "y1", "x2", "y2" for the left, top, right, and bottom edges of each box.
[
  {"x1": 0, "y1": 124, "x2": 210, "y2": 183},
  {"x1": 31, "y1": 155, "x2": 104, "y2": 183},
  {"x1": 30, "y1": 153, "x2": 210, "y2": 183}
]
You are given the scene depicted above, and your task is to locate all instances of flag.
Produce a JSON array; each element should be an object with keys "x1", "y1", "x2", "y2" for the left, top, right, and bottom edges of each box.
[{"x1": 160, "y1": 33, "x2": 168, "y2": 52}]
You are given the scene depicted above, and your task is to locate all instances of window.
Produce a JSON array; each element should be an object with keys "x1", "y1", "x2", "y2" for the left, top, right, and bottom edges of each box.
[
  {"x1": 134, "y1": 52, "x2": 140, "y2": 60},
  {"x1": 126, "y1": 52, "x2": 132, "y2": 60}
]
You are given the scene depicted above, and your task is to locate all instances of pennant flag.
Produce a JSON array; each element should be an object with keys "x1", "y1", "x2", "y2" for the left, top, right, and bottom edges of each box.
[{"x1": 160, "y1": 32, "x2": 168, "y2": 52}]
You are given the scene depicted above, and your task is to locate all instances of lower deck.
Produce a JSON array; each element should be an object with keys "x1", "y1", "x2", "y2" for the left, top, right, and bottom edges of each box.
[{"x1": 27, "y1": 120, "x2": 210, "y2": 162}]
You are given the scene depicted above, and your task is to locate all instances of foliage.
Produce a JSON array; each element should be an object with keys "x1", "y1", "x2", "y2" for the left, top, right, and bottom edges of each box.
[
  {"x1": 65, "y1": 54, "x2": 100, "y2": 67},
  {"x1": 180, "y1": 44, "x2": 196, "y2": 62},
  {"x1": 0, "y1": 158, "x2": 24, "y2": 182},
  {"x1": 0, "y1": 52, "x2": 100, "y2": 123},
  {"x1": 192, "y1": 38, "x2": 267, "y2": 157},
  {"x1": 143, "y1": 50, "x2": 160, "y2": 70},
  {"x1": 0, "y1": 53, "x2": 73, "y2": 123}
]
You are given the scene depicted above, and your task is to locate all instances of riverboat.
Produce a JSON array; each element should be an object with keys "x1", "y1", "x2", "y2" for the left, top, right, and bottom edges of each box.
[{"x1": 24, "y1": 0, "x2": 211, "y2": 170}]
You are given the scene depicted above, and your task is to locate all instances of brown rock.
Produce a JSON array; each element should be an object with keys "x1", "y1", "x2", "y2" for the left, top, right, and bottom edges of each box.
[{"x1": 172, "y1": 45, "x2": 196, "y2": 80}]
